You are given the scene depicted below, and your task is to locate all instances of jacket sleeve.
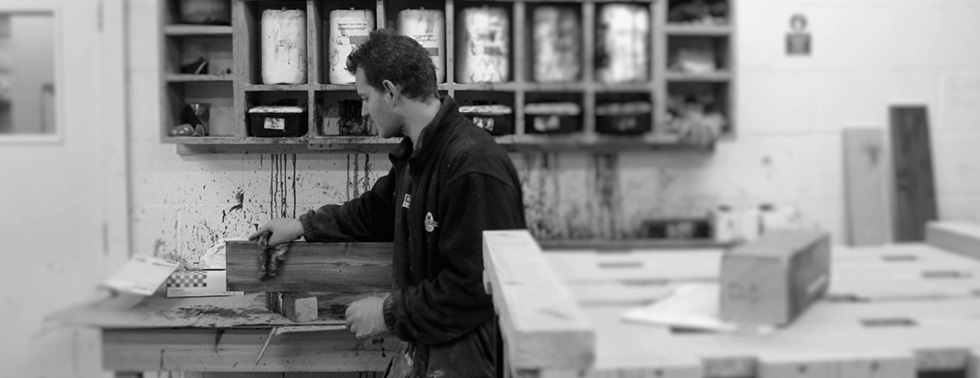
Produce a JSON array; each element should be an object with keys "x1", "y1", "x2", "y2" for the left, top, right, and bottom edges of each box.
[
  {"x1": 299, "y1": 167, "x2": 397, "y2": 243},
  {"x1": 382, "y1": 171, "x2": 526, "y2": 345}
]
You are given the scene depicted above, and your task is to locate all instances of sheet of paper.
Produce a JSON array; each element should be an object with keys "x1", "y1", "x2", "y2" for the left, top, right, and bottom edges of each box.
[
  {"x1": 100, "y1": 255, "x2": 178, "y2": 296},
  {"x1": 622, "y1": 283, "x2": 739, "y2": 332}
]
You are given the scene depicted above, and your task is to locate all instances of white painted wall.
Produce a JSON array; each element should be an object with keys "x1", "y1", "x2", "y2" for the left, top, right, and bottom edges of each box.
[{"x1": 127, "y1": 0, "x2": 980, "y2": 265}]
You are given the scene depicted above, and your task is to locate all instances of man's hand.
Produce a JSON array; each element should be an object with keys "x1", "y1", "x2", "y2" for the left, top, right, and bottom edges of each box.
[
  {"x1": 249, "y1": 218, "x2": 304, "y2": 246},
  {"x1": 345, "y1": 296, "x2": 388, "y2": 339}
]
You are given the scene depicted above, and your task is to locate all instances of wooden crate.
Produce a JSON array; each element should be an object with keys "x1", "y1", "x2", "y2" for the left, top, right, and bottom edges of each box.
[{"x1": 483, "y1": 230, "x2": 980, "y2": 378}]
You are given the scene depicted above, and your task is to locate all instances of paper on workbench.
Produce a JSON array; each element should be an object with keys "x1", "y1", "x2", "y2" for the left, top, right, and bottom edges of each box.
[
  {"x1": 100, "y1": 255, "x2": 178, "y2": 296},
  {"x1": 622, "y1": 283, "x2": 739, "y2": 332},
  {"x1": 200, "y1": 237, "x2": 247, "y2": 269}
]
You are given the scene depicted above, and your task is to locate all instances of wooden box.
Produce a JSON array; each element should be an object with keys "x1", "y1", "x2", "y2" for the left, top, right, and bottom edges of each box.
[{"x1": 719, "y1": 230, "x2": 831, "y2": 326}]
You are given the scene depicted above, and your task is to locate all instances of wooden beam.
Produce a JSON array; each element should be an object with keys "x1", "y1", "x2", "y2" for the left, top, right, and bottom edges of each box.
[
  {"x1": 102, "y1": 328, "x2": 398, "y2": 372},
  {"x1": 843, "y1": 128, "x2": 893, "y2": 246},
  {"x1": 482, "y1": 230, "x2": 595, "y2": 374},
  {"x1": 926, "y1": 222, "x2": 980, "y2": 261},
  {"x1": 889, "y1": 106, "x2": 938, "y2": 242},
  {"x1": 226, "y1": 242, "x2": 392, "y2": 292}
]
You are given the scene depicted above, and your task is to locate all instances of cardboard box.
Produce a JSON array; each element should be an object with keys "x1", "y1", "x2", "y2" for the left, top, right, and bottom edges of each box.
[
  {"x1": 719, "y1": 230, "x2": 830, "y2": 326},
  {"x1": 167, "y1": 270, "x2": 244, "y2": 298}
]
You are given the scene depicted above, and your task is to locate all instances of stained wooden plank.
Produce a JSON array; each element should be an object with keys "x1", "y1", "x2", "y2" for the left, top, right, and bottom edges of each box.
[
  {"x1": 225, "y1": 241, "x2": 392, "y2": 292},
  {"x1": 890, "y1": 106, "x2": 938, "y2": 242},
  {"x1": 102, "y1": 328, "x2": 399, "y2": 372},
  {"x1": 483, "y1": 230, "x2": 595, "y2": 373},
  {"x1": 843, "y1": 128, "x2": 893, "y2": 246},
  {"x1": 927, "y1": 222, "x2": 980, "y2": 261},
  {"x1": 47, "y1": 293, "x2": 345, "y2": 329}
]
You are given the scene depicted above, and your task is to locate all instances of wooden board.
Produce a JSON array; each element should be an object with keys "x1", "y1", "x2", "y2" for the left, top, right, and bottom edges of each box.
[
  {"x1": 926, "y1": 221, "x2": 980, "y2": 260},
  {"x1": 482, "y1": 230, "x2": 595, "y2": 374},
  {"x1": 890, "y1": 106, "x2": 938, "y2": 242},
  {"x1": 578, "y1": 297, "x2": 980, "y2": 378},
  {"x1": 103, "y1": 328, "x2": 400, "y2": 372},
  {"x1": 843, "y1": 128, "x2": 893, "y2": 246},
  {"x1": 544, "y1": 244, "x2": 980, "y2": 303},
  {"x1": 225, "y1": 241, "x2": 392, "y2": 292},
  {"x1": 46, "y1": 293, "x2": 346, "y2": 329}
]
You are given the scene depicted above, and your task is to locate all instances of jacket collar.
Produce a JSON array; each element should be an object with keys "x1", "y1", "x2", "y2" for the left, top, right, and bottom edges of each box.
[{"x1": 389, "y1": 96, "x2": 459, "y2": 164}]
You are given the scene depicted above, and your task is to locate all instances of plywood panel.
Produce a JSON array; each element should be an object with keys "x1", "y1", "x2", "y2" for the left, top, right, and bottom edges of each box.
[{"x1": 843, "y1": 128, "x2": 892, "y2": 246}]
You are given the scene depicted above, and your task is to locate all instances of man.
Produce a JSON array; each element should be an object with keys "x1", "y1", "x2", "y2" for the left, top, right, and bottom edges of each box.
[{"x1": 250, "y1": 29, "x2": 526, "y2": 377}]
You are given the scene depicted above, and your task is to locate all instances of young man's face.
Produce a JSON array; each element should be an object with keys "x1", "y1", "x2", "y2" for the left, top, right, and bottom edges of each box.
[{"x1": 355, "y1": 68, "x2": 400, "y2": 138}]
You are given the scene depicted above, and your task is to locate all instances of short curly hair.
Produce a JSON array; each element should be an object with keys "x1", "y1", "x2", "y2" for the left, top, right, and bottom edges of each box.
[{"x1": 346, "y1": 29, "x2": 438, "y2": 100}]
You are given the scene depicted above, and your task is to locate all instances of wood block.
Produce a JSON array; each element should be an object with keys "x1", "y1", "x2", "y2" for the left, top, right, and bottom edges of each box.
[
  {"x1": 926, "y1": 221, "x2": 980, "y2": 261},
  {"x1": 720, "y1": 230, "x2": 831, "y2": 326},
  {"x1": 890, "y1": 106, "x2": 938, "y2": 242},
  {"x1": 843, "y1": 128, "x2": 893, "y2": 246},
  {"x1": 281, "y1": 293, "x2": 318, "y2": 323},
  {"x1": 482, "y1": 230, "x2": 595, "y2": 374},
  {"x1": 226, "y1": 241, "x2": 392, "y2": 292}
]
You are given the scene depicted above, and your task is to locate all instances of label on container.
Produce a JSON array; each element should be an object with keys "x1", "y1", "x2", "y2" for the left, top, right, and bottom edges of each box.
[
  {"x1": 473, "y1": 117, "x2": 495, "y2": 132},
  {"x1": 264, "y1": 118, "x2": 285, "y2": 130}
]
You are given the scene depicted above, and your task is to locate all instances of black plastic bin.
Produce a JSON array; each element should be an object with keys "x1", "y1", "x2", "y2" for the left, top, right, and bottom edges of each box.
[{"x1": 247, "y1": 105, "x2": 308, "y2": 137}]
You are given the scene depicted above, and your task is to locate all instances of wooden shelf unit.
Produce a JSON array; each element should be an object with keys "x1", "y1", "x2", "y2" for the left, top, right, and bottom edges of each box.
[{"x1": 160, "y1": 0, "x2": 735, "y2": 153}]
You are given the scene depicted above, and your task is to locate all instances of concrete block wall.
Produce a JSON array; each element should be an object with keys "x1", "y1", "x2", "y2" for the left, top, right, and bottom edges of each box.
[{"x1": 128, "y1": 0, "x2": 980, "y2": 263}]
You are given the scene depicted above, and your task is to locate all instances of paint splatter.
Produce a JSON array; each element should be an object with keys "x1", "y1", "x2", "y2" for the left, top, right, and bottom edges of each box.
[{"x1": 269, "y1": 154, "x2": 297, "y2": 218}]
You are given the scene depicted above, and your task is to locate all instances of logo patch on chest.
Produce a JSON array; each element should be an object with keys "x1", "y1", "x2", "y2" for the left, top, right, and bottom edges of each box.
[
  {"x1": 424, "y1": 212, "x2": 439, "y2": 232},
  {"x1": 402, "y1": 194, "x2": 411, "y2": 208}
]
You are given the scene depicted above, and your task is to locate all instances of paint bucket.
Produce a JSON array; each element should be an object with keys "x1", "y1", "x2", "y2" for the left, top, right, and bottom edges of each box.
[
  {"x1": 455, "y1": 6, "x2": 509, "y2": 83},
  {"x1": 261, "y1": 9, "x2": 307, "y2": 85},
  {"x1": 595, "y1": 4, "x2": 649, "y2": 83},
  {"x1": 398, "y1": 9, "x2": 445, "y2": 84},
  {"x1": 328, "y1": 9, "x2": 375, "y2": 84},
  {"x1": 532, "y1": 6, "x2": 581, "y2": 82}
]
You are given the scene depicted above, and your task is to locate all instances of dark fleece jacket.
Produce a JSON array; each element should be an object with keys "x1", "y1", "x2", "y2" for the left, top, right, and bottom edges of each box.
[{"x1": 299, "y1": 96, "x2": 526, "y2": 376}]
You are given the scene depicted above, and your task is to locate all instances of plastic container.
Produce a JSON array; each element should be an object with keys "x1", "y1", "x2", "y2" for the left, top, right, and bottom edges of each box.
[
  {"x1": 328, "y1": 9, "x2": 375, "y2": 84},
  {"x1": 261, "y1": 9, "x2": 307, "y2": 85},
  {"x1": 398, "y1": 9, "x2": 446, "y2": 83},
  {"x1": 456, "y1": 6, "x2": 509, "y2": 83},
  {"x1": 248, "y1": 105, "x2": 307, "y2": 137},
  {"x1": 595, "y1": 4, "x2": 649, "y2": 83},
  {"x1": 595, "y1": 102, "x2": 652, "y2": 135},
  {"x1": 179, "y1": 0, "x2": 231, "y2": 25},
  {"x1": 524, "y1": 102, "x2": 581, "y2": 134},
  {"x1": 459, "y1": 104, "x2": 513, "y2": 136},
  {"x1": 532, "y1": 6, "x2": 581, "y2": 82}
]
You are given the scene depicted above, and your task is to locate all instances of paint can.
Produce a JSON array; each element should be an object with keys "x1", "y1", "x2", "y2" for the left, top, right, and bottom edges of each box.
[
  {"x1": 456, "y1": 6, "x2": 509, "y2": 83},
  {"x1": 532, "y1": 6, "x2": 581, "y2": 82},
  {"x1": 328, "y1": 9, "x2": 375, "y2": 84},
  {"x1": 595, "y1": 4, "x2": 649, "y2": 83},
  {"x1": 398, "y1": 9, "x2": 445, "y2": 84},
  {"x1": 261, "y1": 9, "x2": 307, "y2": 85}
]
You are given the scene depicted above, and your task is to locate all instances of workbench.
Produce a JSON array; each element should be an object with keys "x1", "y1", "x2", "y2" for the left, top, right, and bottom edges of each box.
[
  {"x1": 484, "y1": 231, "x2": 980, "y2": 378},
  {"x1": 50, "y1": 292, "x2": 401, "y2": 377}
]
